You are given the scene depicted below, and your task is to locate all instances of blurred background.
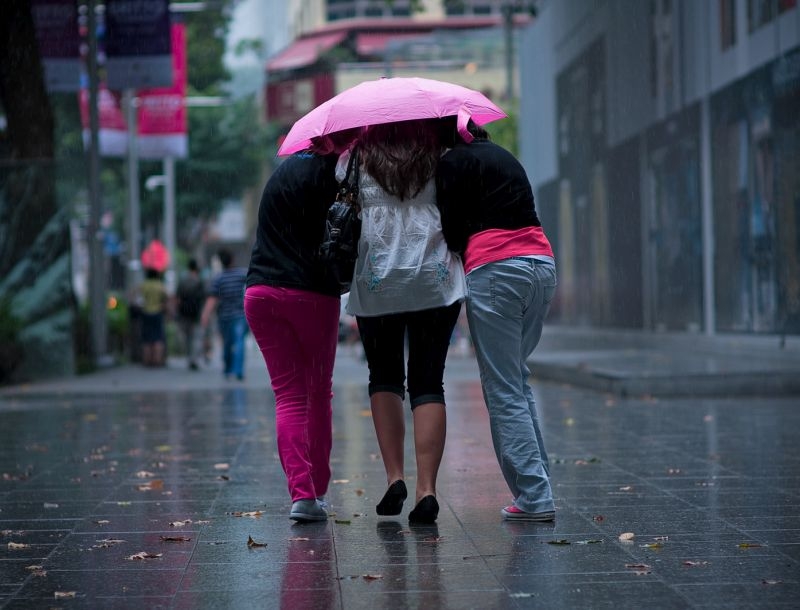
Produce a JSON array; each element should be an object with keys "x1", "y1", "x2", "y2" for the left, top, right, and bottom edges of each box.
[{"x1": 0, "y1": 0, "x2": 798, "y2": 382}]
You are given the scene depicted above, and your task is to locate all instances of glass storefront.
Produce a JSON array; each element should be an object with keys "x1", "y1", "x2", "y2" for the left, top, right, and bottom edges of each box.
[{"x1": 712, "y1": 49, "x2": 800, "y2": 334}]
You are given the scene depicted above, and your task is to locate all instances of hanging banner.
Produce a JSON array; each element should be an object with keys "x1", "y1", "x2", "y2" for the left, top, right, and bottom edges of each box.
[
  {"x1": 138, "y1": 23, "x2": 188, "y2": 158},
  {"x1": 80, "y1": 23, "x2": 187, "y2": 158},
  {"x1": 105, "y1": 0, "x2": 173, "y2": 90},
  {"x1": 31, "y1": 0, "x2": 81, "y2": 92}
]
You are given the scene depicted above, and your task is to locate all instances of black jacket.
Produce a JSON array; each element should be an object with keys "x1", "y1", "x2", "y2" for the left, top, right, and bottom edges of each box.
[
  {"x1": 435, "y1": 139, "x2": 541, "y2": 256},
  {"x1": 247, "y1": 152, "x2": 342, "y2": 297}
]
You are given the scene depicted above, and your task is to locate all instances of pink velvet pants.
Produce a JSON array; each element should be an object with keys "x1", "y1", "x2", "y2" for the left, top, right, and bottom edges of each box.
[{"x1": 244, "y1": 285, "x2": 340, "y2": 502}]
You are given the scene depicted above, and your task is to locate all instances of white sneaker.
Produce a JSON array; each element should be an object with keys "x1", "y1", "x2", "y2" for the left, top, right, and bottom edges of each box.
[{"x1": 290, "y1": 499, "x2": 328, "y2": 522}]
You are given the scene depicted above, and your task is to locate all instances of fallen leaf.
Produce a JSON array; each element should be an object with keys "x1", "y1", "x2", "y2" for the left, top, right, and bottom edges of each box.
[
  {"x1": 682, "y1": 560, "x2": 710, "y2": 567},
  {"x1": 510, "y1": 592, "x2": 534, "y2": 598},
  {"x1": 423, "y1": 535, "x2": 444, "y2": 543},
  {"x1": 352, "y1": 512, "x2": 366, "y2": 518},
  {"x1": 545, "y1": 539, "x2": 571, "y2": 545},
  {"x1": 619, "y1": 486, "x2": 633, "y2": 491},
  {"x1": 762, "y1": 579, "x2": 782, "y2": 585},
  {"x1": 229, "y1": 511, "x2": 263, "y2": 518},
  {"x1": 169, "y1": 520, "x2": 192, "y2": 527},
  {"x1": 213, "y1": 463, "x2": 230, "y2": 470},
  {"x1": 332, "y1": 479, "x2": 350, "y2": 484},
  {"x1": 643, "y1": 542, "x2": 664, "y2": 550},
  {"x1": 654, "y1": 536, "x2": 669, "y2": 541},
  {"x1": 127, "y1": 551, "x2": 163, "y2": 560},
  {"x1": 43, "y1": 502, "x2": 59, "y2": 509},
  {"x1": 135, "y1": 471, "x2": 155, "y2": 478},
  {"x1": 54, "y1": 591, "x2": 77, "y2": 599},
  {"x1": 362, "y1": 574, "x2": 383, "y2": 580},
  {"x1": 574, "y1": 539, "x2": 603, "y2": 545},
  {"x1": 354, "y1": 489, "x2": 365, "y2": 496},
  {"x1": 160, "y1": 536, "x2": 191, "y2": 542},
  {"x1": 593, "y1": 515, "x2": 605, "y2": 522},
  {"x1": 246, "y1": 535, "x2": 267, "y2": 548},
  {"x1": 154, "y1": 445, "x2": 171, "y2": 453},
  {"x1": 625, "y1": 563, "x2": 652, "y2": 574},
  {"x1": 94, "y1": 520, "x2": 110, "y2": 525},
  {"x1": 91, "y1": 538, "x2": 126, "y2": 549},
  {"x1": 25, "y1": 565, "x2": 44, "y2": 571},
  {"x1": 619, "y1": 532, "x2": 635, "y2": 541},
  {"x1": 137, "y1": 479, "x2": 164, "y2": 491},
  {"x1": 8, "y1": 542, "x2": 29, "y2": 549},
  {"x1": 334, "y1": 519, "x2": 351, "y2": 525},
  {"x1": 218, "y1": 475, "x2": 230, "y2": 481},
  {"x1": 738, "y1": 542, "x2": 763, "y2": 549},
  {"x1": 288, "y1": 537, "x2": 310, "y2": 542}
]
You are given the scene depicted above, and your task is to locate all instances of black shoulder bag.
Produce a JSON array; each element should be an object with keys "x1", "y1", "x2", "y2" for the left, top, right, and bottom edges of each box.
[{"x1": 319, "y1": 148, "x2": 361, "y2": 294}]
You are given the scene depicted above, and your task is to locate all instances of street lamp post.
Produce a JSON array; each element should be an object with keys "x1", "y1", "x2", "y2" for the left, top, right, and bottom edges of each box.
[{"x1": 144, "y1": 156, "x2": 176, "y2": 293}]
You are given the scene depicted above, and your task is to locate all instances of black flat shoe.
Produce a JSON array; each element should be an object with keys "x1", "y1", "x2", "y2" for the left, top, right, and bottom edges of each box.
[
  {"x1": 376, "y1": 480, "x2": 407, "y2": 516},
  {"x1": 408, "y1": 495, "x2": 439, "y2": 524}
]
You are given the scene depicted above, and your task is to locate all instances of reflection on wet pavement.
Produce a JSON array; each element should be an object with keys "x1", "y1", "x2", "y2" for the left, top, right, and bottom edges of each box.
[{"x1": 0, "y1": 352, "x2": 798, "y2": 608}]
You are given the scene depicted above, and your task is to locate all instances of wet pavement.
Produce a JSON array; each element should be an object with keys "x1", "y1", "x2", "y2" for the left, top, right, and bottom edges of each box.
[{"x1": 1, "y1": 336, "x2": 798, "y2": 608}]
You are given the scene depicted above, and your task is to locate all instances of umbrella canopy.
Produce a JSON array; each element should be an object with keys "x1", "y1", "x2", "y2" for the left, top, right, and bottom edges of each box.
[
  {"x1": 141, "y1": 239, "x2": 170, "y2": 272},
  {"x1": 277, "y1": 76, "x2": 507, "y2": 156}
]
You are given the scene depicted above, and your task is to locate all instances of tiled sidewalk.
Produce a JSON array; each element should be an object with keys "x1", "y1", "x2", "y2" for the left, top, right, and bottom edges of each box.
[{"x1": 0, "y1": 352, "x2": 798, "y2": 608}]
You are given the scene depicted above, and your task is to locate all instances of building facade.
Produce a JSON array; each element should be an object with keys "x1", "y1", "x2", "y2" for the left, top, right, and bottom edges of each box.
[{"x1": 520, "y1": 0, "x2": 800, "y2": 335}]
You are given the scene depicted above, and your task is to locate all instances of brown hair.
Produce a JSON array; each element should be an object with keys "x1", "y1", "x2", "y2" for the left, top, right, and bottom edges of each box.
[{"x1": 359, "y1": 119, "x2": 442, "y2": 200}]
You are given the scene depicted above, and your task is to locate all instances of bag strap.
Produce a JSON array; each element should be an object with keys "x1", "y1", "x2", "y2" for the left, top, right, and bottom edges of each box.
[{"x1": 337, "y1": 147, "x2": 360, "y2": 205}]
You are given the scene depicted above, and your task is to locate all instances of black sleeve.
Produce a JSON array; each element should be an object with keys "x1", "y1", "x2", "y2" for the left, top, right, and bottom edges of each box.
[{"x1": 435, "y1": 153, "x2": 471, "y2": 257}]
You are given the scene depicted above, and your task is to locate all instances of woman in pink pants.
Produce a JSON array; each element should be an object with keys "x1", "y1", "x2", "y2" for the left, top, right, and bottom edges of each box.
[{"x1": 244, "y1": 133, "x2": 355, "y2": 522}]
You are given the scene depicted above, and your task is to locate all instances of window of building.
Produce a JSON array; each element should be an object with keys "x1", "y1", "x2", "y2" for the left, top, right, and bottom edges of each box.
[
  {"x1": 748, "y1": 0, "x2": 777, "y2": 32},
  {"x1": 720, "y1": 0, "x2": 737, "y2": 49}
]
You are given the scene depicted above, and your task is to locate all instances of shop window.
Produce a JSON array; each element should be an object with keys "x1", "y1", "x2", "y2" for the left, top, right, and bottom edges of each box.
[{"x1": 720, "y1": 0, "x2": 737, "y2": 49}]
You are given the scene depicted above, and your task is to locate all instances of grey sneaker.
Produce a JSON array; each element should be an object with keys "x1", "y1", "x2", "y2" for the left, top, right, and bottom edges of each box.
[
  {"x1": 501, "y1": 505, "x2": 555, "y2": 522},
  {"x1": 290, "y1": 499, "x2": 328, "y2": 522}
]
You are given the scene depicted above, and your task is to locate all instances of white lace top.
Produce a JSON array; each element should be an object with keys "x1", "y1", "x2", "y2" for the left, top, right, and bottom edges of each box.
[{"x1": 336, "y1": 150, "x2": 466, "y2": 317}]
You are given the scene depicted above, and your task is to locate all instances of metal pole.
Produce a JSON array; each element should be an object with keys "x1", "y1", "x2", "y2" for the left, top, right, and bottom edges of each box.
[
  {"x1": 125, "y1": 89, "x2": 141, "y2": 292},
  {"x1": 86, "y1": 0, "x2": 109, "y2": 365},
  {"x1": 503, "y1": 4, "x2": 514, "y2": 101},
  {"x1": 700, "y1": 95, "x2": 715, "y2": 335},
  {"x1": 163, "y1": 156, "x2": 176, "y2": 294}
]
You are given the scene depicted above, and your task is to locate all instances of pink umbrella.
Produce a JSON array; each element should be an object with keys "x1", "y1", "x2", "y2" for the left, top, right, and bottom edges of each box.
[
  {"x1": 277, "y1": 76, "x2": 507, "y2": 156},
  {"x1": 141, "y1": 239, "x2": 170, "y2": 272}
]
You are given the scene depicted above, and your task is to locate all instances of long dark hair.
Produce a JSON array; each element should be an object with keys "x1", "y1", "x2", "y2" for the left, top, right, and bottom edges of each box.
[{"x1": 359, "y1": 119, "x2": 441, "y2": 200}]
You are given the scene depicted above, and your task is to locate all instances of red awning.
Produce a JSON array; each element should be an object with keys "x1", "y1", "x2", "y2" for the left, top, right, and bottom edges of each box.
[
  {"x1": 267, "y1": 31, "x2": 347, "y2": 72},
  {"x1": 356, "y1": 32, "x2": 426, "y2": 56}
]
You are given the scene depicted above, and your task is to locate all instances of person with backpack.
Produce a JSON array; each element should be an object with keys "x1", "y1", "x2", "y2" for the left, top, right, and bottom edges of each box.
[
  {"x1": 244, "y1": 130, "x2": 358, "y2": 523},
  {"x1": 176, "y1": 258, "x2": 206, "y2": 371}
]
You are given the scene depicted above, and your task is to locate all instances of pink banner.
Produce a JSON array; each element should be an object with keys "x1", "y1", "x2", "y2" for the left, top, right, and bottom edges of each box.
[
  {"x1": 137, "y1": 23, "x2": 187, "y2": 158},
  {"x1": 80, "y1": 23, "x2": 187, "y2": 158}
]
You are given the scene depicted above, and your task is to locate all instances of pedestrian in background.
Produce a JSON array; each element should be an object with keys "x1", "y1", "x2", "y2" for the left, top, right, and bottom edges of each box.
[
  {"x1": 343, "y1": 119, "x2": 466, "y2": 524},
  {"x1": 175, "y1": 258, "x2": 206, "y2": 371},
  {"x1": 201, "y1": 248, "x2": 248, "y2": 381},
  {"x1": 244, "y1": 131, "x2": 356, "y2": 522},
  {"x1": 436, "y1": 119, "x2": 557, "y2": 522},
  {"x1": 138, "y1": 267, "x2": 168, "y2": 367}
]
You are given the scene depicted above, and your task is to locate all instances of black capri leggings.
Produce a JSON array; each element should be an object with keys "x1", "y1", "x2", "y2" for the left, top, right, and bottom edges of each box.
[{"x1": 356, "y1": 301, "x2": 462, "y2": 408}]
